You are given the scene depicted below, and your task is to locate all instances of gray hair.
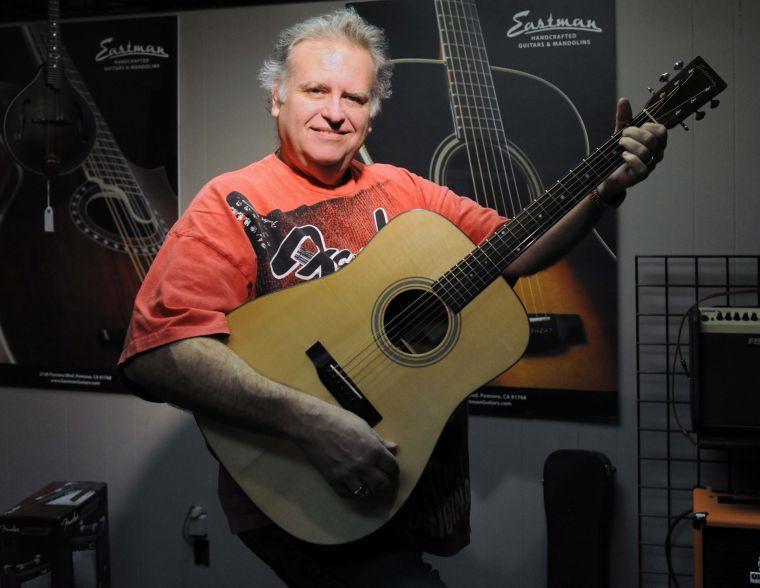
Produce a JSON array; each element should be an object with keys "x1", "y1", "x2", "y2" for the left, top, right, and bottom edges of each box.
[{"x1": 258, "y1": 8, "x2": 392, "y2": 117}]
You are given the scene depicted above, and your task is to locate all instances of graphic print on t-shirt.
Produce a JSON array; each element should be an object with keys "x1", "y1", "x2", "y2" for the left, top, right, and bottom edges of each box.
[{"x1": 226, "y1": 184, "x2": 394, "y2": 297}]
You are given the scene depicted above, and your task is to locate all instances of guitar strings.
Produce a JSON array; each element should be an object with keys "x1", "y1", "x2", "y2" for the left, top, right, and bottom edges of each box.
[
  {"x1": 435, "y1": 0, "x2": 525, "y2": 317},
  {"x1": 351, "y1": 76, "x2": 707, "y2": 386},
  {"x1": 344, "y1": 135, "x2": 629, "y2": 390},
  {"x1": 439, "y1": 0, "x2": 547, "y2": 321},
  {"x1": 31, "y1": 20, "x2": 159, "y2": 280},
  {"x1": 457, "y1": 0, "x2": 549, "y2": 317},
  {"x1": 44, "y1": 24, "x2": 167, "y2": 283},
  {"x1": 47, "y1": 19, "x2": 164, "y2": 282},
  {"x1": 346, "y1": 140, "x2": 635, "y2": 392},
  {"x1": 77, "y1": 114, "x2": 163, "y2": 280},
  {"x1": 435, "y1": 0, "x2": 491, "y2": 211},
  {"x1": 342, "y1": 83, "x2": 700, "y2": 390},
  {"x1": 432, "y1": 0, "x2": 508, "y2": 307},
  {"x1": 434, "y1": 0, "x2": 555, "y2": 331}
]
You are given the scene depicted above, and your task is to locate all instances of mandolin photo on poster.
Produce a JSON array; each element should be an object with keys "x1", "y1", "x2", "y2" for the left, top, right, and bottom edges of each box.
[{"x1": 0, "y1": 8, "x2": 178, "y2": 392}]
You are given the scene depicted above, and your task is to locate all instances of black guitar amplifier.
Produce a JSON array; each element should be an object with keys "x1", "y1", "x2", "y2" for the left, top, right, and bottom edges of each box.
[
  {"x1": 690, "y1": 306, "x2": 760, "y2": 447},
  {"x1": 693, "y1": 487, "x2": 760, "y2": 588}
]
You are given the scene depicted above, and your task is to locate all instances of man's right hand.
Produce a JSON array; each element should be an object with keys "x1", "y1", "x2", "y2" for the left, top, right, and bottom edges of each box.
[
  {"x1": 296, "y1": 401, "x2": 399, "y2": 499},
  {"x1": 123, "y1": 337, "x2": 399, "y2": 499}
]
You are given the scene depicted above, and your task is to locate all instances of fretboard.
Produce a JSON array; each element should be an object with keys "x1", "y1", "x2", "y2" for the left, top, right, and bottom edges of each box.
[
  {"x1": 45, "y1": 0, "x2": 63, "y2": 87},
  {"x1": 434, "y1": 0, "x2": 506, "y2": 148},
  {"x1": 432, "y1": 116, "x2": 637, "y2": 312},
  {"x1": 28, "y1": 24, "x2": 153, "y2": 221}
]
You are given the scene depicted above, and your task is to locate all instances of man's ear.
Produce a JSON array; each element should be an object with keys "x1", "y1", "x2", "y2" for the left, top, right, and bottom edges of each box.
[{"x1": 271, "y1": 84, "x2": 282, "y2": 117}]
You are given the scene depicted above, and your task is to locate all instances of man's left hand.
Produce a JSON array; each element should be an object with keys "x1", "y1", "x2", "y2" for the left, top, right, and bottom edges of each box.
[{"x1": 598, "y1": 97, "x2": 668, "y2": 204}]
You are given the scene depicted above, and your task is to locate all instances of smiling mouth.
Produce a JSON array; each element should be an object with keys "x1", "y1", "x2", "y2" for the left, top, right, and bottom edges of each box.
[{"x1": 311, "y1": 128, "x2": 349, "y2": 136}]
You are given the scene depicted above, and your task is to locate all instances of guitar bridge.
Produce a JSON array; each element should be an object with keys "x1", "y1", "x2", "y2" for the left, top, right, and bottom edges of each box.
[{"x1": 305, "y1": 341, "x2": 382, "y2": 427}]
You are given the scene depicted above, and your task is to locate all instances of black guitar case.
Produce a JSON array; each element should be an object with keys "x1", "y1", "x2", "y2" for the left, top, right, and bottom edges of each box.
[{"x1": 543, "y1": 449, "x2": 616, "y2": 588}]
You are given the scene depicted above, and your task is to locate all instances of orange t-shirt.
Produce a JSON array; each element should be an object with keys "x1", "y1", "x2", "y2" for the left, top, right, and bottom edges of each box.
[
  {"x1": 120, "y1": 154, "x2": 505, "y2": 363},
  {"x1": 119, "y1": 153, "x2": 506, "y2": 552}
]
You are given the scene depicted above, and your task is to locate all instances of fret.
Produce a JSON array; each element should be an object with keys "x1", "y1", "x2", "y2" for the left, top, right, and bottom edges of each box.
[
  {"x1": 449, "y1": 79, "x2": 497, "y2": 92},
  {"x1": 437, "y1": 13, "x2": 480, "y2": 29},
  {"x1": 451, "y1": 98, "x2": 500, "y2": 111},
  {"x1": 442, "y1": 37, "x2": 487, "y2": 51},
  {"x1": 445, "y1": 53, "x2": 491, "y2": 67},
  {"x1": 453, "y1": 121, "x2": 503, "y2": 135},
  {"x1": 446, "y1": 64, "x2": 492, "y2": 76},
  {"x1": 447, "y1": 71, "x2": 494, "y2": 87}
]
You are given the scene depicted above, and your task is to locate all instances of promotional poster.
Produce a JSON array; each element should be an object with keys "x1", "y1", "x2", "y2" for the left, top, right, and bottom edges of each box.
[
  {"x1": 0, "y1": 16, "x2": 178, "y2": 392},
  {"x1": 352, "y1": 0, "x2": 617, "y2": 417}
]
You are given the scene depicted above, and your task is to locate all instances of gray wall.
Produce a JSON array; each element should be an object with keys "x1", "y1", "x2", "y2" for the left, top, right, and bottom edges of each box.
[{"x1": 1, "y1": 1, "x2": 758, "y2": 586}]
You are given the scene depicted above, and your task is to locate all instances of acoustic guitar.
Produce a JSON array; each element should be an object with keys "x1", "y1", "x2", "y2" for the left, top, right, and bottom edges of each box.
[{"x1": 197, "y1": 57, "x2": 726, "y2": 545}]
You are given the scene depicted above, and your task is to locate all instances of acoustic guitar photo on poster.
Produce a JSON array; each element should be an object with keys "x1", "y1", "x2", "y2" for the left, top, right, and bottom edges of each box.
[{"x1": 353, "y1": 0, "x2": 622, "y2": 413}]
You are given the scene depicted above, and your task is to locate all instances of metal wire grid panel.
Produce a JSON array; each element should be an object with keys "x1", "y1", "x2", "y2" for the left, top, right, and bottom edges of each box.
[{"x1": 635, "y1": 255, "x2": 760, "y2": 587}]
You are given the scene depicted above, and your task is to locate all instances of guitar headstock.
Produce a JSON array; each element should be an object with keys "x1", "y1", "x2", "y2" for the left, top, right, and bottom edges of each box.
[{"x1": 644, "y1": 56, "x2": 727, "y2": 129}]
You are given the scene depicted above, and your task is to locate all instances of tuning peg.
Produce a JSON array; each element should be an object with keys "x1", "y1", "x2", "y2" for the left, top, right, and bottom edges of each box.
[
  {"x1": 674, "y1": 60, "x2": 684, "y2": 70},
  {"x1": 710, "y1": 99, "x2": 720, "y2": 109},
  {"x1": 680, "y1": 122, "x2": 690, "y2": 131},
  {"x1": 659, "y1": 72, "x2": 670, "y2": 82},
  {"x1": 695, "y1": 111, "x2": 706, "y2": 121},
  {"x1": 647, "y1": 87, "x2": 655, "y2": 94}
]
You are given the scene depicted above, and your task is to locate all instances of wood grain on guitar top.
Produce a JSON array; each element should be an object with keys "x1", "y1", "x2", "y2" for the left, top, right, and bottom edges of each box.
[{"x1": 198, "y1": 210, "x2": 529, "y2": 544}]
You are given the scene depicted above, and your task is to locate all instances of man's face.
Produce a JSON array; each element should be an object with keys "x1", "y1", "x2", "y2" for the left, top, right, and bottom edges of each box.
[{"x1": 272, "y1": 38, "x2": 374, "y2": 186}]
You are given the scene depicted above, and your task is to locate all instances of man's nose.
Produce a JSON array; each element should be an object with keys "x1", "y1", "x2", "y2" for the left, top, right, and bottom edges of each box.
[{"x1": 321, "y1": 95, "x2": 345, "y2": 124}]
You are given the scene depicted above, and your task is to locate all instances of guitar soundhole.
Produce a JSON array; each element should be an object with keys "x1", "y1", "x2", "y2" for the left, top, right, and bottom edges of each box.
[
  {"x1": 86, "y1": 193, "x2": 152, "y2": 237},
  {"x1": 383, "y1": 288, "x2": 449, "y2": 355},
  {"x1": 70, "y1": 181, "x2": 167, "y2": 255}
]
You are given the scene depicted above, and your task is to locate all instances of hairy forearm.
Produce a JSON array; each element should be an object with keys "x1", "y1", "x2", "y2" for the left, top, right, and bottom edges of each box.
[
  {"x1": 123, "y1": 336, "x2": 325, "y2": 443},
  {"x1": 503, "y1": 191, "x2": 604, "y2": 280}
]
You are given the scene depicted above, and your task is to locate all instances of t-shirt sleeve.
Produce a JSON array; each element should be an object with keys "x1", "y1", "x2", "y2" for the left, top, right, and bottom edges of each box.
[
  {"x1": 118, "y1": 181, "x2": 256, "y2": 366},
  {"x1": 409, "y1": 171, "x2": 508, "y2": 244}
]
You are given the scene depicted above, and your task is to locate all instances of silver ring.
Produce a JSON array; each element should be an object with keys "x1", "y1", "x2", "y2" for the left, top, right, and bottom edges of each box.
[{"x1": 352, "y1": 483, "x2": 370, "y2": 498}]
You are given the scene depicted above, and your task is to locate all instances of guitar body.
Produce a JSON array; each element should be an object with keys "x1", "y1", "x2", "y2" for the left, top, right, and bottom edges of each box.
[
  {"x1": 0, "y1": 116, "x2": 175, "y2": 367},
  {"x1": 364, "y1": 60, "x2": 617, "y2": 392},
  {"x1": 2, "y1": 64, "x2": 96, "y2": 176},
  {"x1": 198, "y1": 210, "x2": 529, "y2": 544}
]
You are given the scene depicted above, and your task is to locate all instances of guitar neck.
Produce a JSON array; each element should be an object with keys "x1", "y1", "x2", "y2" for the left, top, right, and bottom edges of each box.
[
  {"x1": 432, "y1": 114, "x2": 642, "y2": 312},
  {"x1": 434, "y1": 0, "x2": 506, "y2": 148},
  {"x1": 45, "y1": 0, "x2": 63, "y2": 88},
  {"x1": 28, "y1": 24, "x2": 143, "y2": 194}
]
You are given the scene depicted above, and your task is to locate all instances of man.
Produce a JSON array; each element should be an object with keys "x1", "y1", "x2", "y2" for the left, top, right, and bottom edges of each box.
[{"x1": 120, "y1": 8, "x2": 665, "y2": 587}]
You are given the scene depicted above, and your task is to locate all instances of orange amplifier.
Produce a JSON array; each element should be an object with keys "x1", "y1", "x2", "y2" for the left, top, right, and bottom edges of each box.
[{"x1": 693, "y1": 487, "x2": 760, "y2": 587}]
